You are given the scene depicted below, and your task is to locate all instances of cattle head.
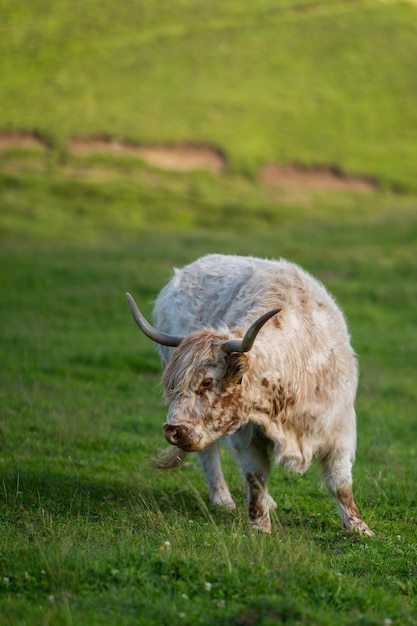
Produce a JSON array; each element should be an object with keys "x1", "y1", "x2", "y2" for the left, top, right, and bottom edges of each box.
[{"x1": 126, "y1": 292, "x2": 279, "y2": 451}]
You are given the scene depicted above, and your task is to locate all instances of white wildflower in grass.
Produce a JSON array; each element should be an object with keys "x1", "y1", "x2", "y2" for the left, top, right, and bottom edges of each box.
[
  {"x1": 204, "y1": 582, "x2": 212, "y2": 592},
  {"x1": 217, "y1": 600, "x2": 226, "y2": 609},
  {"x1": 3, "y1": 577, "x2": 9, "y2": 585},
  {"x1": 159, "y1": 541, "x2": 171, "y2": 552}
]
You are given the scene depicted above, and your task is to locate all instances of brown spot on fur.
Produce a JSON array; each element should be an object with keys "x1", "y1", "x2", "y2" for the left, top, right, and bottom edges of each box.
[
  {"x1": 272, "y1": 316, "x2": 282, "y2": 329},
  {"x1": 336, "y1": 484, "x2": 360, "y2": 516},
  {"x1": 335, "y1": 484, "x2": 367, "y2": 531},
  {"x1": 214, "y1": 387, "x2": 243, "y2": 435},
  {"x1": 248, "y1": 499, "x2": 265, "y2": 522},
  {"x1": 272, "y1": 383, "x2": 296, "y2": 415},
  {"x1": 246, "y1": 474, "x2": 268, "y2": 523},
  {"x1": 261, "y1": 378, "x2": 270, "y2": 388},
  {"x1": 218, "y1": 389, "x2": 241, "y2": 412}
]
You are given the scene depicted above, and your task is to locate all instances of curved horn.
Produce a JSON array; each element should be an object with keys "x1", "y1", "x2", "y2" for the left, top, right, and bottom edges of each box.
[
  {"x1": 221, "y1": 308, "x2": 281, "y2": 354},
  {"x1": 126, "y1": 292, "x2": 184, "y2": 347}
]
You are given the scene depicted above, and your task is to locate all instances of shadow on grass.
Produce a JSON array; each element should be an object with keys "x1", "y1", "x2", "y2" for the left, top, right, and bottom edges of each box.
[
  {"x1": 2, "y1": 467, "x2": 350, "y2": 546},
  {"x1": 1, "y1": 467, "x2": 235, "y2": 527}
]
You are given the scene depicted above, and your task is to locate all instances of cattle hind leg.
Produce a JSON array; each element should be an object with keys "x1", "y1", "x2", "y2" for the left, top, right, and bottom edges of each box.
[{"x1": 320, "y1": 446, "x2": 374, "y2": 537}]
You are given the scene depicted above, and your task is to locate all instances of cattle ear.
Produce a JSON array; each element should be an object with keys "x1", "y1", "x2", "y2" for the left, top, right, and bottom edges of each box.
[{"x1": 225, "y1": 353, "x2": 249, "y2": 384}]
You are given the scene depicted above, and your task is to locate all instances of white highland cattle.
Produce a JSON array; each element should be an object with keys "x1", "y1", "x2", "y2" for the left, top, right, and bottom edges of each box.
[{"x1": 126, "y1": 254, "x2": 373, "y2": 535}]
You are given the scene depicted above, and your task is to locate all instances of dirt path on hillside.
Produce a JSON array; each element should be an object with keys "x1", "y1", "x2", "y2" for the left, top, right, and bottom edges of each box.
[
  {"x1": 260, "y1": 163, "x2": 375, "y2": 192},
  {"x1": 69, "y1": 138, "x2": 226, "y2": 175},
  {"x1": 0, "y1": 131, "x2": 376, "y2": 192},
  {"x1": 0, "y1": 131, "x2": 47, "y2": 152}
]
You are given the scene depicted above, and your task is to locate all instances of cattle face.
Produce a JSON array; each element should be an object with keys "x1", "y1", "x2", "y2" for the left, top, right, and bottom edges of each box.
[{"x1": 161, "y1": 332, "x2": 249, "y2": 450}]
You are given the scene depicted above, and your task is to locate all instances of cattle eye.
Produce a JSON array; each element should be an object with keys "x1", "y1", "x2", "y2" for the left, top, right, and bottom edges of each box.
[{"x1": 200, "y1": 378, "x2": 213, "y2": 391}]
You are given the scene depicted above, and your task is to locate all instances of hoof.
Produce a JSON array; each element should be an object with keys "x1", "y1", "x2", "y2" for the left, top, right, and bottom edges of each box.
[
  {"x1": 345, "y1": 520, "x2": 375, "y2": 538},
  {"x1": 210, "y1": 494, "x2": 236, "y2": 510},
  {"x1": 266, "y1": 494, "x2": 278, "y2": 510},
  {"x1": 249, "y1": 517, "x2": 271, "y2": 533}
]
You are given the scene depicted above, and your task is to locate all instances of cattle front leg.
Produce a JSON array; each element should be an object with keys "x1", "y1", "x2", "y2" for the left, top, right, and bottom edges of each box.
[
  {"x1": 246, "y1": 472, "x2": 272, "y2": 532},
  {"x1": 320, "y1": 446, "x2": 374, "y2": 537},
  {"x1": 198, "y1": 441, "x2": 235, "y2": 509},
  {"x1": 231, "y1": 425, "x2": 274, "y2": 532}
]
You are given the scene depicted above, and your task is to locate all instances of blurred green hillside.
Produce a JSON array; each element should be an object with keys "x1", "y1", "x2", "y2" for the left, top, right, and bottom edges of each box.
[{"x1": 1, "y1": 0, "x2": 417, "y2": 191}]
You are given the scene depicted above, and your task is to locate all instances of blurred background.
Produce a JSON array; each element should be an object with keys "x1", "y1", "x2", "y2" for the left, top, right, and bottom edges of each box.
[{"x1": 1, "y1": 0, "x2": 417, "y2": 193}]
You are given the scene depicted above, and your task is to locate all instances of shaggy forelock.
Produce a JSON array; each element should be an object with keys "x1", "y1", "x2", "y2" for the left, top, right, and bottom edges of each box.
[{"x1": 162, "y1": 329, "x2": 227, "y2": 397}]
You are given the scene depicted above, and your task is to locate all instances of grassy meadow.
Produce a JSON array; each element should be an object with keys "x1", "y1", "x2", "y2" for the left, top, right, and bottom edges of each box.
[{"x1": 1, "y1": 1, "x2": 417, "y2": 625}]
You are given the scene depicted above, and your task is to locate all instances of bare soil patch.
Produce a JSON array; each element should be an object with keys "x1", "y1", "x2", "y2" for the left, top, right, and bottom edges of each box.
[
  {"x1": 0, "y1": 131, "x2": 46, "y2": 152},
  {"x1": 0, "y1": 131, "x2": 378, "y2": 192},
  {"x1": 69, "y1": 138, "x2": 226, "y2": 175},
  {"x1": 260, "y1": 163, "x2": 376, "y2": 193}
]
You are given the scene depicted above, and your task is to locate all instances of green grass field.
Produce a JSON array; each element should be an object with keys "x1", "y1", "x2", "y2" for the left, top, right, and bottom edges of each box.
[
  {"x1": 1, "y1": 1, "x2": 417, "y2": 624},
  {"x1": 1, "y1": 163, "x2": 417, "y2": 625}
]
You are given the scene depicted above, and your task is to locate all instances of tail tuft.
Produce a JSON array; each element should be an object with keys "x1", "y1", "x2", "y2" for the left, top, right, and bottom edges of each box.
[{"x1": 150, "y1": 447, "x2": 188, "y2": 470}]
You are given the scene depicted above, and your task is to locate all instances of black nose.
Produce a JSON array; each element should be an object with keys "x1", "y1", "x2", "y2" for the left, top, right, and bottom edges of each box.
[{"x1": 163, "y1": 424, "x2": 186, "y2": 446}]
